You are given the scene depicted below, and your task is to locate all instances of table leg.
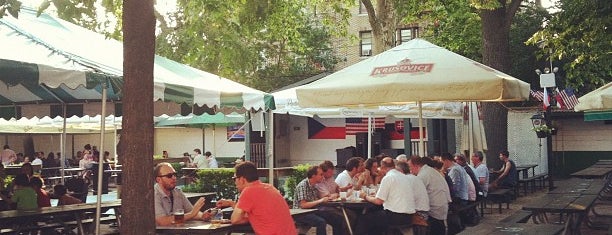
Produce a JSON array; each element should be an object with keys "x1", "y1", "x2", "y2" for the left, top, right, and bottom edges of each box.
[{"x1": 341, "y1": 207, "x2": 353, "y2": 235}]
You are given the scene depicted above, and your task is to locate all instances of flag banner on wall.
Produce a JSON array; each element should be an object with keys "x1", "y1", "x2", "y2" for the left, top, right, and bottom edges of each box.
[
  {"x1": 345, "y1": 118, "x2": 385, "y2": 135},
  {"x1": 387, "y1": 122, "x2": 426, "y2": 140},
  {"x1": 308, "y1": 117, "x2": 345, "y2": 139}
]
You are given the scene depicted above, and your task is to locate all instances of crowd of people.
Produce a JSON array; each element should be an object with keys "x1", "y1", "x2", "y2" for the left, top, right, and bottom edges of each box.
[{"x1": 153, "y1": 150, "x2": 518, "y2": 235}]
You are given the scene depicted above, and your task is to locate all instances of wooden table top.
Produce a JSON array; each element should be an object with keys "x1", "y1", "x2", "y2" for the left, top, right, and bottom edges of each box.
[
  {"x1": 459, "y1": 223, "x2": 564, "y2": 235},
  {"x1": 548, "y1": 178, "x2": 606, "y2": 195},
  {"x1": 523, "y1": 193, "x2": 598, "y2": 213},
  {"x1": 571, "y1": 167, "x2": 612, "y2": 178},
  {"x1": 156, "y1": 208, "x2": 317, "y2": 234},
  {"x1": 0, "y1": 200, "x2": 121, "y2": 222}
]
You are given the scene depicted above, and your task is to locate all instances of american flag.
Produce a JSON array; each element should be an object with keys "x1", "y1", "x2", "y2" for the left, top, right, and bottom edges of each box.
[
  {"x1": 558, "y1": 88, "x2": 579, "y2": 110},
  {"x1": 530, "y1": 90, "x2": 544, "y2": 101},
  {"x1": 345, "y1": 118, "x2": 385, "y2": 135}
]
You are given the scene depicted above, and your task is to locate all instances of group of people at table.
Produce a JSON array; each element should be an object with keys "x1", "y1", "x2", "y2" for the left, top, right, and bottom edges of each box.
[{"x1": 154, "y1": 150, "x2": 519, "y2": 235}]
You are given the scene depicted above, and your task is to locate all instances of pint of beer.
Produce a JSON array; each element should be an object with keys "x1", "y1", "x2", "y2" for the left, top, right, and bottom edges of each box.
[{"x1": 173, "y1": 209, "x2": 185, "y2": 224}]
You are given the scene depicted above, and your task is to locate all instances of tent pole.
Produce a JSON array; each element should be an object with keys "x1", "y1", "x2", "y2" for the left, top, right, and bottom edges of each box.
[
  {"x1": 95, "y1": 84, "x2": 107, "y2": 235},
  {"x1": 61, "y1": 103, "x2": 67, "y2": 184},
  {"x1": 367, "y1": 114, "x2": 372, "y2": 159},
  {"x1": 266, "y1": 111, "x2": 274, "y2": 184},
  {"x1": 418, "y1": 101, "x2": 425, "y2": 157}
]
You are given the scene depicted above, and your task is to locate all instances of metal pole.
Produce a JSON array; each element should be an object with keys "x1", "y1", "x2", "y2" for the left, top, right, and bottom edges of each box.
[
  {"x1": 367, "y1": 114, "x2": 372, "y2": 159},
  {"x1": 95, "y1": 84, "x2": 107, "y2": 235},
  {"x1": 545, "y1": 95, "x2": 555, "y2": 190},
  {"x1": 418, "y1": 101, "x2": 425, "y2": 157}
]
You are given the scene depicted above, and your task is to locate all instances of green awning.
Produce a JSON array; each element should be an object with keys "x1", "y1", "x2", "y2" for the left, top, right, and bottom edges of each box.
[{"x1": 584, "y1": 111, "x2": 612, "y2": 121}]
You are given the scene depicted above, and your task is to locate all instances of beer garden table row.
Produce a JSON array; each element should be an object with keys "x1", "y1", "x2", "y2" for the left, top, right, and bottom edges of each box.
[{"x1": 156, "y1": 208, "x2": 317, "y2": 234}]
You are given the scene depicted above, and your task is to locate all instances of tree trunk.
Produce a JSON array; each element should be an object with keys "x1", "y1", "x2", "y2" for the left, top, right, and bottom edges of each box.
[
  {"x1": 479, "y1": 1, "x2": 518, "y2": 166},
  {"x1": 362, "y1": 0, "x2": 397, "y2": 54},
  {"x1": 121, "y1": 0, "x2": 156, "y2": 234}
]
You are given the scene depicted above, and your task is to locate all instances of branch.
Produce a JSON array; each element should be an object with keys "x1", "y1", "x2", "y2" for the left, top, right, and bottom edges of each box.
[{"x1": 505, "y1": 0, "x2": 523, "y2": 29}]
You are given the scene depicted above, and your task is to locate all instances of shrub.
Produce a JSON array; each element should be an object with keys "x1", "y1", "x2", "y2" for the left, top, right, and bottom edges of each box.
[
  {"x1": 182, "y1": 169, "x2": 238, "y2": 200},
  {"x1": 283, "y1": 164, "x2": 310, "y2": 203}
]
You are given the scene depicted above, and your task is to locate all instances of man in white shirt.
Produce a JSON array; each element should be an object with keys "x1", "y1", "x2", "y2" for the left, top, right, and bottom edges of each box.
[
  {"x1": 470, "y1": 151, "x2": 489, "y2": 197},
  {"x1": 191, "y1": 149, "x2": 208, "y2": 169},
  {"x1": 1, "y1": 145, "x2": 16, "y2": 165},
  {"x1": 334, "y1": 157, "x2": 363, "y2": 191},
  {"x1": 408, "y1": 156, "x2": 452, "y2": 235},
  {"x1": 356, "y1": 157, "x2": 429, "y2": 235},
  {"x1": 31, "y1": 152, "x2": 43, "y2": 165}
]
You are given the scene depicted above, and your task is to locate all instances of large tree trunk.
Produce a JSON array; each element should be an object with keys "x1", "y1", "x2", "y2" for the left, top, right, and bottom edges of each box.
[
  {"x1": 479, "y1": 0, "x2": 521, "y2": 166},
  {"x1": 121, "y1": 0, "x2": 156, "y2": 234},
  {"x1": 362, "y1": 0, "x2": 397, "y2": 54}
]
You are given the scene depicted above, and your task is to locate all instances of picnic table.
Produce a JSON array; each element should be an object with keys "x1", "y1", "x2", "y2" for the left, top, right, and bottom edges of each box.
[
  {"x1": 516, "y1": 164, "x2": 538, "y2": 179},
  {"x1": 321, "y1": 198, "x2": 376, "y2": 235},
  {"x1": 0, "y1": 200, "x2": 121, "y2": 234},
  {"x1": 458, "y1": 223, "x2": 564, "y2": 234},
  {"x1": 570, "y1": 167, "x2": 612, "y2": 179},
  {"x1": 522, "y1": 193, "x2": 599, "y2": 235},
  {"x1": 548, "y1": 178, "x2": 606, "y2": 195},
  {"x1": 156, "y1": 208, "x2": 317, "y2": 234}
]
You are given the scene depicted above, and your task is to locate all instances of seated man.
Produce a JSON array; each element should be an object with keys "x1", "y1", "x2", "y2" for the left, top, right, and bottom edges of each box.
[
  {"x1": 216, "y1": 161, "x2": 296, "y2": 234},
  {"x1": 491, "y1": 150, "x2": 517, "y2": 189},
  {"x1": 154, "y1": 162, "x2": 212, "y2": 226},
  {"x1": 54, "y1": 184, "x2": 82, "y2": 206},
  {"x1": 294, "y1": 165, "x2": 345, "y2": 235},
  {"x1": 356, "y1": 157, "x2": 429, "y2": 235}
]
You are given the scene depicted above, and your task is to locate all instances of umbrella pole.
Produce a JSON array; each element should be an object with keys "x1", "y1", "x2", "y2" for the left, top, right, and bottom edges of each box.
[
  {"x1": 95, "y1": 84, "x2": 107, "y2": 235},
  {"x1": 418, "y1": 101, "x2": 425, "y2": 157},
  {"x1": 367, "y1": 114, "x2": 372, "y2": 159},
  {"x1": 266, "y1": 111, "x2": 274, "y2": 185},
  {"x1": 61, "y1": 104, "x2": 67, "y2": 184}
]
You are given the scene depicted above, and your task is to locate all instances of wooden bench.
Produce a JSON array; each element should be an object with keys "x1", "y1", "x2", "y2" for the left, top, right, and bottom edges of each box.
[
  {"x1": 487, "y1": 188, "x2": 512, "y2": 214},
  {"x1": 44, "y1": 175, "x2": 74, "y2": 186},
  {"x1": 499, "y1": 210, "x2": 532, "y2": 223},
  {"x1": 518, "y1": 173, "x2": 548, "y2": 195}
]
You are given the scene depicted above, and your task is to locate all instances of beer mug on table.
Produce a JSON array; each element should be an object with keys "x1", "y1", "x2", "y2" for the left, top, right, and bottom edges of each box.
[{"x1": 173, "y1": 209, "x2": 185, "y2": 224}]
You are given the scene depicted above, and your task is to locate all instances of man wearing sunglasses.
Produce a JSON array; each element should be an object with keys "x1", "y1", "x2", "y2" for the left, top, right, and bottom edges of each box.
[
  {"x1": 216, "y1": 161, "x2": 296, "y2": 234},
  {"x1": 154, "y1": 162, "x2": 212, "y2": 226}
]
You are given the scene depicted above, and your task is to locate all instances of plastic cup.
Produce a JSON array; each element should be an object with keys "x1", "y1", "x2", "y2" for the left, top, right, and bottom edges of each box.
[
  {"x1": 339, "y1": 192, "x2": 347, "y2": 201},
  {"x1": 173, "y1": 209, "x2": 185, "y2": 224}
]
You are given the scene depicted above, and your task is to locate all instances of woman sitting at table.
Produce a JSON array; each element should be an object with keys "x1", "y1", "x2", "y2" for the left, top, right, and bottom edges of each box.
[
  {"x1": 361, "y1": 158, "x2": 381, "y2": 186},
  {"x1": 54, "y1": 184, "x2": 82, "y2": 206}
]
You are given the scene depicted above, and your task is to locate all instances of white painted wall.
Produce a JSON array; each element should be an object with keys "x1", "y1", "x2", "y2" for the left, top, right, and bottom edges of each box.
[
  {"x1": 154, "y1": 127, "x2": 245, "y2": 159},
  {"x1": 552, "y1": 117, "x2": 612, "y2": 151}
]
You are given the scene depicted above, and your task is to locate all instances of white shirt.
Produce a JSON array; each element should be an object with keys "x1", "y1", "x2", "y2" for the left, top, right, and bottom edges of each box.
[
  {"x1": 31, "y1": 158, "x2": 43, "y2": 165},
  {"x1": 376, "y1": 169, "x2": 429, "y2": 214},
  {"x1": 415, "y1": 165, "x2": 451, "y2": 220},
  {"x1": 472, "y1": 163, "x2": 489, "y2": 196},
  {"x1": 192, "y1": 154, "x2": 208, "y2": 169},
  {"x1": 335, "y1": 170, "x2": 354, "y2": 188},
  {"x1": 208, "y1": 156, "x2": 218, "y2": 168}
]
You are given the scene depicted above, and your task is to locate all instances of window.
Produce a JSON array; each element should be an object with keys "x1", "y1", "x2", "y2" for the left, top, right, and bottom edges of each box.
[
  {"x1": 360, "y1": 31, "x2": 372, "y2": 57},
  {"x1": 0, "y1": 106, "x2": 21, "y2": 120},
  {"x1": 397, "y1": 28, "x2": 419, "y2": 45},
  {"x1": 50, "y1": 104, "x2": 83, "y2": 117}
]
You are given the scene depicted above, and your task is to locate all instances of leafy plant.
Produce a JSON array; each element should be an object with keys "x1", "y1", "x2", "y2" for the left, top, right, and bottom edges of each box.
[
  {"x1": 283, "y1": 164, "x2": 310, "y2": 203},
  {"x1": 532, "y1": 125, "x2": 553, "y2": 133},
  {"x1": 182, "y1": 169, "x2": 237, "y2": 201}
]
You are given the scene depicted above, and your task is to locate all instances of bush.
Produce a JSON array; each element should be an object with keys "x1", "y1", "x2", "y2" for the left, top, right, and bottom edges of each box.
[
  {"x1": 182, "y1": 169, "x2": 238, "y2": 200},
  {"x1": 283, "y1": 164, "x2": 310, "y2": 203}
]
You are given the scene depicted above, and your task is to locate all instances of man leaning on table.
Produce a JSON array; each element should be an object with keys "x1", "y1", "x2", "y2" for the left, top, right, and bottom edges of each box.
[
  {"x1": 216, "y1": 161, "x2": 297, "y2": 234},
  {"x1": 356, "y1": 157, "x2": 429, "y2": 235},
  {"x1": 154, "y1": 162, "x2": 212, "y2": 226}
]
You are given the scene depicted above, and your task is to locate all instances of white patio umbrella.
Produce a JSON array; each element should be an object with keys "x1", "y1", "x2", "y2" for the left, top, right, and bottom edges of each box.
[
  {"x1": 574, "y1": 82, "x2": 612, "y2": 121},
  {"x1": 460, "y1": 102, "x2": 488, "y2": 160},
  {"x1": 297, "y1": 39, "x2": 530, "y2": 156}
]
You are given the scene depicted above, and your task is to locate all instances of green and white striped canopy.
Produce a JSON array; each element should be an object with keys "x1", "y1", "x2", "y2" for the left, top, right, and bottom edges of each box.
[{"x1": 0, "y1": 8, "x2": 274, "y2": 114}]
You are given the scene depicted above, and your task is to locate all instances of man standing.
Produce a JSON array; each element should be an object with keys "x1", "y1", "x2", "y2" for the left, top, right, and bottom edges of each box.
[
  {"x1": 191, "y1": 148, "x2": 208, "y2": 169},
  {"x1": 154, "y1": 162, "x2": 211, "y2": 226},
  {"x1": 357, "y1": 157, "x2": 429, "y2": 235},
  {"x1": 1, "y1": 145, "x2": 16, "y2": 165},
  {"x1": 408, "y1": 156, "x2": 452, "y2": 235},
  {"x1": 294, "y1": 165, "x2": 345, "y2": 235},
  {"x1": 216, "y1": 162, "x2": 296, "y2": 234},
  {"x1": 470, "y1": 151, "x2": 489, "y2": 197}
]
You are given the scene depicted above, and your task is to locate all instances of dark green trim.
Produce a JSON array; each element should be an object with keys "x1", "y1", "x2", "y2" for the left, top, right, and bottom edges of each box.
[{"x1": 584, "y1": 111, "x2": 612, "y2": 121}]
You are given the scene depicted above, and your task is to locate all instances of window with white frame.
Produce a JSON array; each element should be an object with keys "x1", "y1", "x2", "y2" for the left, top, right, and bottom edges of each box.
[
  {"x1": 398, "y1": 28, "x2": 419, "y2": 44},
  {"x1": 360, "y1": 31, "x2": 372, "y2": 56}
]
